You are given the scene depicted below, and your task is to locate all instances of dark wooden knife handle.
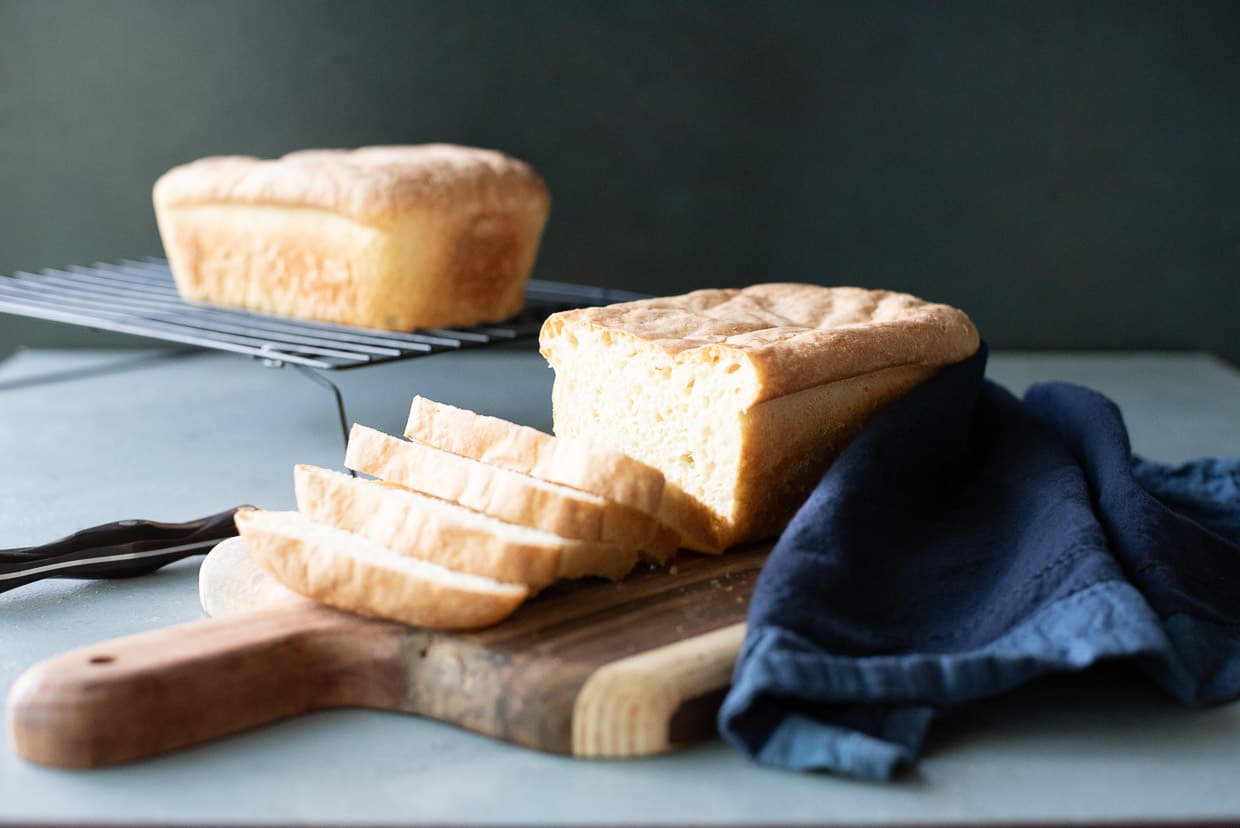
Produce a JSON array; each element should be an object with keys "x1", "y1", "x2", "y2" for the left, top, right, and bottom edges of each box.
[
  {"x1": 6, "y1": 603, "x2": 407, "y2": 768},
  {"x1": 0, "y1": 507, "x2": 249, "y2": 594}
]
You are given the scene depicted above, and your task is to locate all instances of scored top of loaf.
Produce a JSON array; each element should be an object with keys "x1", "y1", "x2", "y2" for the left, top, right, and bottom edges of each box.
[
  {"x1": 540, "y1": 283, "x2": 979, "y2": 406},
  {"x1": 152, "y1": 144, "x2": 549, "y2": 225}
]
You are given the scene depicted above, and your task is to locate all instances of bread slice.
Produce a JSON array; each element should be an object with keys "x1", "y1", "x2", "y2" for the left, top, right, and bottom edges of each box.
[
  {"x1": 403, "y1": 396, "x2": 718, "y2": 554},
  {"x1": 294, "y1": 464, "x2": 639, "y2": 588},
  {"x1": 345, "y1": 424, "x2": 677, "y2": 563},
  {"x1": 403, "y1": 396, "x2": 664, "y2": 514},
  {"x1": 234, "y1": 509, "x2": 527, "y2": 630},
  {"x1": 540, "y1": 284, "x2": 980, "y2": 549}
]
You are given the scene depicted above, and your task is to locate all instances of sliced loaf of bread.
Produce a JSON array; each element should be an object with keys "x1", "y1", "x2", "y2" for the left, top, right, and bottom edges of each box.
[
  {"x1": 234, "y1": 509, "x2": 528, "y2": 630},
  {"x1": 403, "y1": 396, "x2": 718, "y2": 553},
  {"x1": 345, "y1": 424, "x2": 678, "y2": 563},
  {"x1": 540, "y1": 285, "x2": 979, "y2": 548},
  {"x1": 294, "y1": 464, "x2": 640, "y2": 587}
]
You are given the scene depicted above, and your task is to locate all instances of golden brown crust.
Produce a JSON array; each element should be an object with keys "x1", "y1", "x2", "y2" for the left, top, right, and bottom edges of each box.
[
  {"x1": 153, "y1": 144, "x2": 550, "y2": 227},
  {"x1": 726, "y1": 362, "x2": 941, "y2": 545},
  {"x1": 540, "y1": 284, "x2": 979, "y2": 407},
  {"x1": 155, "y1": 201, "x2": 543, "y2": 330},
  {"x1": 235, "y1": 510, "x2": 527, "y2": 630}
]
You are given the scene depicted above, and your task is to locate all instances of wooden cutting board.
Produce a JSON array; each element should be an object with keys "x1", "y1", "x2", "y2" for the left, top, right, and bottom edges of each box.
[{"x1": 8, "y1": 538, "x2": 768, "y2": 768}]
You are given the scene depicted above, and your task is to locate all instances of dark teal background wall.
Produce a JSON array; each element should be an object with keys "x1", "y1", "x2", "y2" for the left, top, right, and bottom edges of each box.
[{"x1": 2, "y1": 0, "x2": 1237, "y2": 359}]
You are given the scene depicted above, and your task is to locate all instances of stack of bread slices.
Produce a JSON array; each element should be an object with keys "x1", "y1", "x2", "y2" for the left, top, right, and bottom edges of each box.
[{"x1": 235, "y1": 396, "x2": 710, "y2": 631}]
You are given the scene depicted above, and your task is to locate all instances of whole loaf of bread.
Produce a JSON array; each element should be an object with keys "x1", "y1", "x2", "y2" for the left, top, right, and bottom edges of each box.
[{"x1": 153, "y1": 144, "x2": 551, "y2": 331}]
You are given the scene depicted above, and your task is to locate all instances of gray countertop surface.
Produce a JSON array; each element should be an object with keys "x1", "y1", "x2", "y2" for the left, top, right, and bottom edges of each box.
[{"x1": 1, "y1": 345, "x2": 1238, "y2": 825}]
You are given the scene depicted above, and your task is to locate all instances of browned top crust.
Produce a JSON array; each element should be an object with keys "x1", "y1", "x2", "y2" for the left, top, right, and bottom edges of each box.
[
  {"x1": 541, "y1": 283, "x2": 980, "y2": 406},
  {"x1": 153, "y1": 144, "x2": 549, "y2": 225}
]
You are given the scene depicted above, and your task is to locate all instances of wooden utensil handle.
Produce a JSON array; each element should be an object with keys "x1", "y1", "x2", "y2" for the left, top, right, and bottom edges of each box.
[{"x1": 6, "y1": 603, "x2": 405, "y2": 768}]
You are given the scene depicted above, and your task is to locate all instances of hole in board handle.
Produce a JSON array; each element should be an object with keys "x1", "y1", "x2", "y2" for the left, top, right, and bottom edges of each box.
[{"x1": 88, "y1": 655, "x2": 115, "y2": 665}]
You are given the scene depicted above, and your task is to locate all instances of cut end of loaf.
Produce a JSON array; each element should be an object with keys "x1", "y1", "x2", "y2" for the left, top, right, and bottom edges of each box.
[{"x1": 541, "y1": 320, "x2": 754, "y2": 542}]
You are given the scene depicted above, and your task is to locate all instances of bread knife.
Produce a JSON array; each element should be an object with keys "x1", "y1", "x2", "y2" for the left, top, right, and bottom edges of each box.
[{"x1": 0, "y1": 507, "x2": 249, "y2": 595}]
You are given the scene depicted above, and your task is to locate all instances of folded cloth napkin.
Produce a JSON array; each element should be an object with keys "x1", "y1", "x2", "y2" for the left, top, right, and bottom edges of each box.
[{"x1": 717, "y1": 344, "x2": 1240, "y2": 780}]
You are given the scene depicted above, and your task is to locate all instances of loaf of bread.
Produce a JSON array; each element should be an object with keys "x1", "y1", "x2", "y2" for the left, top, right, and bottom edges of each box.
[
  {"x1": 234, "y1": 510, "x2": 528, "y2": 629},
  {"x1": 153, "y1": 145, "x2": 550, "y2": 330},
  {"x1": 294, "y1": 464, "x2": 640, "y2": 588},
  {"x1": 540, "y1": 284, "x2": 980, "y2": 550},
  {"x1": 403, "y1": 395, "x2": 718, "y2": 553}
]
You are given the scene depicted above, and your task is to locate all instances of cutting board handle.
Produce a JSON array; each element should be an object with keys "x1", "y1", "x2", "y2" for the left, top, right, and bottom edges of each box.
[{"x1": 6, "y1": 603, "x2": 405, "y2": 768}]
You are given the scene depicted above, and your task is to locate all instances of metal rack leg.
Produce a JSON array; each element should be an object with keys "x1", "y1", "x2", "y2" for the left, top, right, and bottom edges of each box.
[{"x1": 277, "y1": 362, "x2": 356, "y2": 476}]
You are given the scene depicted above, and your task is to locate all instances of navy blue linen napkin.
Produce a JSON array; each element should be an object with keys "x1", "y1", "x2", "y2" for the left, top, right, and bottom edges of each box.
[{"x1": 717, "y1": 344, "x2": 1240, "y2": 780}]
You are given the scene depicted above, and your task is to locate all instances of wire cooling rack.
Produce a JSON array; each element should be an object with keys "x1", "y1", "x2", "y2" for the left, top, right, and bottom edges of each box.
[
  {"x1": 0, "y1": 257, "x2": 647, "y2": 447},
  {"x1": 0, "y1": 257, "x2": 647, "y2": 369}
]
